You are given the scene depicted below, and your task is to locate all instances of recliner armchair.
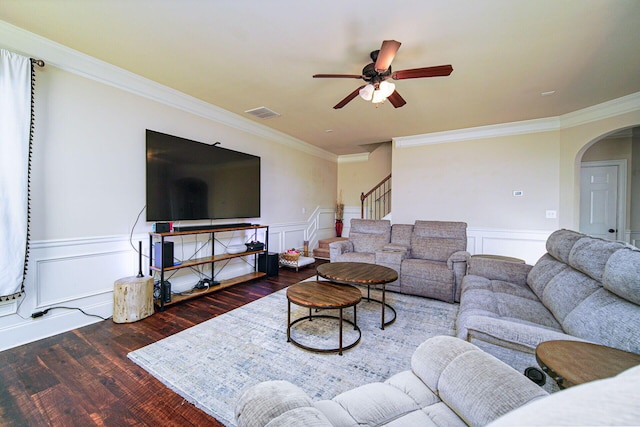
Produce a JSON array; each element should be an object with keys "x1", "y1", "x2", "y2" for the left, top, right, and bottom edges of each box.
[
  {"x1": 400, "y1": 220, "x2": 469, "y2": 303},
  {"x1": 329, "y1": 219, "x2": 391, "y2": 264}
]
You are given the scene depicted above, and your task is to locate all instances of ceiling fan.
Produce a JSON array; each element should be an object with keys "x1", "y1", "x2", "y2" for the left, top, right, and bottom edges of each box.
[{"x1": 313, "y1": 40, "x2": 453, "y2": 109}]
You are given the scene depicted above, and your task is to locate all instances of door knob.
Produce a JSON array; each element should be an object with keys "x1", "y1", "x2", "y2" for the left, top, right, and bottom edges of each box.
[{"x1": 608, "y1": 229, "x2": 617, "y2": 233}]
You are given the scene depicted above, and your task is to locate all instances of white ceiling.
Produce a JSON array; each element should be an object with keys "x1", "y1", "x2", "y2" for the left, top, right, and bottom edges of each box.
[{"x1": 1, "y1": 0, "x2": 639, "y2": 155}]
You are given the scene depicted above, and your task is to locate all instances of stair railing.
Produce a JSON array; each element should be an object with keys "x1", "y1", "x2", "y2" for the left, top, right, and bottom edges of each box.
[{"x1": 361, "y1": 174, "x2": 391, "y2": 219}]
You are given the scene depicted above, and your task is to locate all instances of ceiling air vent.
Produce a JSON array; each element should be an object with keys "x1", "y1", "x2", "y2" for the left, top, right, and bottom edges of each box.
[{"x1": 244, "y1": 106, "x2": 280, "y2": 120}]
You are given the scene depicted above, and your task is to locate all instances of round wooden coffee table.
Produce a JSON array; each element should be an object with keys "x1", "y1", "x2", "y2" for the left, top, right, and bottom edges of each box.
[
  {"x1": 536, "y1": 340, "x2": 640, "y2": 388},
  {"x1": 286, "y1": 280, "x2": 362, "y2": 355},
  {"x1": 316, "y1": 262, "x2": 398, "y2": 329}
]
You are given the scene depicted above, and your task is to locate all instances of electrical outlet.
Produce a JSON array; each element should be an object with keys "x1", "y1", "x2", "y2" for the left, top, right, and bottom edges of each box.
[{"x1": 546, "y1": 210, "x2": 557, "y2": 219}]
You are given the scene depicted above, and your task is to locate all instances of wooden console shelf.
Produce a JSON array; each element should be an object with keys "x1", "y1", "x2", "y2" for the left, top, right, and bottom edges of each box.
[
  {"x1": 158, "y1": 272, "x2": 266, "y2": 306},
  {"x1": 149, "y1": 224, "x2": 269, "y2": 310}
]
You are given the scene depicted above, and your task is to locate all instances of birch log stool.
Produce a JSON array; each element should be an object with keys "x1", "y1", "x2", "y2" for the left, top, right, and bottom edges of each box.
[{"x1": 113, "y1": 276, "x2": 154, "y2": 323}]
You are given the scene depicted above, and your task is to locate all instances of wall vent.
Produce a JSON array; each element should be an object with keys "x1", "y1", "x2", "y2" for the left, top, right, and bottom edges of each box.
[{"x1": 244, "y1": 106, "x2": 280, "y2": 119}]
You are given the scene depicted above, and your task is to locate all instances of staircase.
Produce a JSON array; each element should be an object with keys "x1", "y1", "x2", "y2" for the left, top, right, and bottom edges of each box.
[
  {"x1": 361, "y1": 174, "x2": 391, "y2": 219},
  {"x1": 313, "y1": 237, "x2": 347, "y2": 260}
]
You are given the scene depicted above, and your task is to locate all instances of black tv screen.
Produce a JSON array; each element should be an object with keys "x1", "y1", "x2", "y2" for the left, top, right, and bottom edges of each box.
[{"x1": 146, "y1": 130, "x2": 261, "y2": 222}]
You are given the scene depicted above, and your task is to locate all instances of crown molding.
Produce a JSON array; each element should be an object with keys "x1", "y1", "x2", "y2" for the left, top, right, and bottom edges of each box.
[
  {"x1": 337, "y1": 153, "x2": 370, "y2": 163},
  {"x1": 0, "y1": 20, "x2": 337, "y2": 162},
  {"x1": 394, "y1": 92, "x2": 640, "y2": 149},
  {"x1": 394, "y1": 117, "x2": 560, "y2": 148},
  {"x1": 559, "y1": 92, "x2": 640, "y2": 129}
]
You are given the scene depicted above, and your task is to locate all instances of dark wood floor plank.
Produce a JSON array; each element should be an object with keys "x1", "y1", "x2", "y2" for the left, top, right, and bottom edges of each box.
[{"x1": 0, "y1": 265, "x2": 318, "y2": 426}]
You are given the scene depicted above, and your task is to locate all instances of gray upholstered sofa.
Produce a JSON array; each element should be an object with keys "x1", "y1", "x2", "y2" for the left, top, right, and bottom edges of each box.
[
  {"x1": 330, "y1": 219, "x2": 470, "y2": 303},
  {"x1": 457, "y1": 229, "x2": 640, "y2": 387},
  {"x1": 235, "y1": 335, "x2": 640, "y2": 426}
]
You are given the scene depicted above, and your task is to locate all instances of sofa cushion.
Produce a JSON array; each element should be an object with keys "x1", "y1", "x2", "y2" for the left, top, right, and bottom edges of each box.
[
  {"x1": 350, "y1": 232, "x2": 389, "y2": 253},
  {"x1": 411, "y1": 236, "x2": 463, "y2": 262},
  {"x1": 330, "y1": 382, "x2": 420, "y2": 426},
  {"x1": 526, "y1": 254, "x2": 571, "y2": 301},
  {"x1": 602, "y1": 247, "x2": 640, "y2": 305},
  {"x1": 413, "y1": 220, "x2": 467, "y2": 239},
  {"x1": 411, "y1": 336, "x2": 548, "y2": 427},
  {"x1": 236, "y1": 380, "x2": 316, "y2": 427},
  {"x1": 545, "y1": 229, "x2": 583, "y2": 264},
  {"x1": 401, "y1": 259, "x2": 456, "y2": 302},
  {"x1": 456, "y1": 275, "x2": 563, "y2": 344},
  {"x1": 562, "y1": 288, "x2": 640, "y2": 353},
  {"x1": 539, "y1": 267, "x2": 602, "y2": 324},
  {"x1": 390, "y1": 223, "x2": 413, "y2": 246},
  {"x1": 568, "y1": 236, "x2": 624, "y2": 282},
  {"x1": 401, "y1": 258, "x2": 453, "y2": 282},
  {"x1": 409, "y1": 221, "x2": 467, "y2": 262},
  {"x1": 348, "y1": 219, "x2": 391, "y2": 253}
]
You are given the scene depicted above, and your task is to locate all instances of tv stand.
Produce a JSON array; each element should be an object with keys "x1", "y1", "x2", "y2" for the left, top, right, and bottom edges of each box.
[
  {"x1": 149, "y1": 224, "x2": 268, "y2": 310},
  {"x1": 173, "y1": 223, "x2": 253, "y2": 232}
]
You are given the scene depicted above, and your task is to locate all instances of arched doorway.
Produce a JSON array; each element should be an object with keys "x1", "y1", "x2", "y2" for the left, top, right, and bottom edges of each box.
[{"x1": 578, "y1": 126, "x2": 640, "y2": 244}]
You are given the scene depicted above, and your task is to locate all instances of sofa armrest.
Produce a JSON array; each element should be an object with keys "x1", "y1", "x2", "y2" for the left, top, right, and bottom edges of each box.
[
  {"x1": 235, "y1": 380, "x2": 332, "y2": 427},
  {"x1": 375, "y1": 248, "x2": 408, "y2": 264},
  {"x1": 458, "y1": 315, "x2": 587, "y2": 352},
  {"x1": 467, "y1": 256, "x2": 533, "y2": 286},
  {"x1": 329, "y1": 240, "x2": 353, "y2": 262},
  {"x1": 411, "y1": 336, "x2": 548, "y2": 426},
  {"x1": 447, "y1": 250, "x2": 470, "y2": 269}
]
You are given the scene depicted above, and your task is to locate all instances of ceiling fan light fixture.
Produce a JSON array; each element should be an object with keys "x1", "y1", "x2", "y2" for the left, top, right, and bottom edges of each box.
[
  {"x1": 371, "y1": 88, "x2": 387, "y2": 104},
  {"x1": 359, "y1": 84, "x2": 374, "y2": 101},
  {"x1": 379, "y1": 81, "x2": 395, "y2": 98}
]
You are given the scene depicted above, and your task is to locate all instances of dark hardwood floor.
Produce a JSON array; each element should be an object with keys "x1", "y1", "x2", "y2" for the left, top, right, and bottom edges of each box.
[{"x1": 0, "y1": 264, "x2": 321, "y2": 426}]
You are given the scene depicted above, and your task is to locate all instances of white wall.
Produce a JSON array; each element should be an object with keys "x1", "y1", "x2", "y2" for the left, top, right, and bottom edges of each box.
[
  {"x1": 388, "y1": 98, "x2": 640, "y2": 265},
  {"x1": 393, "y1": 131, "x2": 560, "y2": 230},
  {"x1": 0, "y1": 24, "x2": 337, "y2": 351}
]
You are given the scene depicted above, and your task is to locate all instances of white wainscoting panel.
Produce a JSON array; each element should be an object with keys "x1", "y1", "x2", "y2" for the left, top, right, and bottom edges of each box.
[
  {"x1": 0, "y1": 216, "x2": 554, "y2": 352},
  {"x1": 467, "y1": 228, "x2": 553, "y2": 265},
  {"x1": 0, "y1": 235, "x2": 139, "y2": 352}
]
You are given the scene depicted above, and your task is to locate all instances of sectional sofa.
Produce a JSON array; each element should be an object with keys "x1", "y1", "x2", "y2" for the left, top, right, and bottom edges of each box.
[
  {"x1": 236, "y1": 336, "x2": 640, "y2": 426},
  {"x1": 236, "y1": 228, "x2": 640, "y2": 425},
  {"x1": 457, "y1": 229, "x2": 640, "y2": 386}
]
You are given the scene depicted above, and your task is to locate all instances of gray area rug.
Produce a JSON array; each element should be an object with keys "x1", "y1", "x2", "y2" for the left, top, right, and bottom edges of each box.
[{"x1": 128, "y1": 284, "x2": 458, "y2": 426}]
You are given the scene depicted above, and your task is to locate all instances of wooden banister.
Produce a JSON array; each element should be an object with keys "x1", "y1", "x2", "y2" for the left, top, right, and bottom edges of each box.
[{"x1": 361, "y1": 174, "x2": 392, "y2": 219}]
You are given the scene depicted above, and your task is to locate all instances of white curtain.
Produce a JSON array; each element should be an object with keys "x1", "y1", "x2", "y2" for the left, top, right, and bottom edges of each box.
[{"x1": 0, "y1": 49, "x2": 32, "y2": 299}]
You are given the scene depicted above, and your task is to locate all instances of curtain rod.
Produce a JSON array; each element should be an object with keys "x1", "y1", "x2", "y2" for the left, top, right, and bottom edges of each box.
[{"x1": 30, "y1": 58, "x2": 45, "y2": 67}]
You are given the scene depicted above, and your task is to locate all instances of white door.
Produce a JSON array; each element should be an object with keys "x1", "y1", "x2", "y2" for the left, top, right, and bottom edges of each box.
[{"x1": 580, "y1": 165, "x2": 618, "y2": 240}]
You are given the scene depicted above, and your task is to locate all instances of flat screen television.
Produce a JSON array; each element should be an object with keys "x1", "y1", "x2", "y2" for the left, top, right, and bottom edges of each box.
[{"x1": 145, "y1": 130, "x2": 261, "y2": 222}]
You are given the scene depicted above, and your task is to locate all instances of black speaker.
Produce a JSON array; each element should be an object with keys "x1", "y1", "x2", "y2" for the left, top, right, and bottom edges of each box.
[
  {"x1": 258, "y1": 252, "x2": 279, "y2": 276},
  {"x1": 154, "y1": 241, "x2": 174, "y2": 268},
  {"x1": 152, "y1": 222, "x2": 171, "y2": 233}
]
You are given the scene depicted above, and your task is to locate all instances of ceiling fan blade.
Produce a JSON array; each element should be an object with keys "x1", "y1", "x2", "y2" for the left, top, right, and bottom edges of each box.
[
  {"x1": 313, "y1": 73, "x2": 363, "y2": 79},
  {"x1": 375, "y1": 40, "x2": 401, "y2": 72},
  {"x1": 387, "y1": 90, "x2": 407, "y2": 108},
  {"x1": 333, "y1": 86, "x2": 364, "y2": 109},
  {"x1": 392, "y1": 65, "x2": 453, "y2": 80}
]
